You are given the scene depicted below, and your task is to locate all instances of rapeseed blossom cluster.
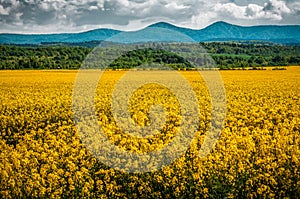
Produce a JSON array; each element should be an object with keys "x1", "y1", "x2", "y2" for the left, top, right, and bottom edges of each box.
[{"x1": 0, "y1": 68, "x2": 299, "y2": 198}]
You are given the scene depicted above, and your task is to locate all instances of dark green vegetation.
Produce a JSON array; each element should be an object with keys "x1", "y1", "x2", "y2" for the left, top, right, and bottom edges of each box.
[
  {"x1": 202, "y1": 42, "x2": 300, "y2": 69},
  {"x1": 0, "y1": 42, "x2": 299, "y2": 70},
  {"x1": 0, "y1": 45, "x2": 90, "y2": 70},
  {"x1": 109, "y1": 48, "x2": 193, "y2": 70}
]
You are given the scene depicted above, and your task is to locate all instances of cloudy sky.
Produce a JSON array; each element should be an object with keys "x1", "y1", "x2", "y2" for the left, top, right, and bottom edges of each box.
[{"x1": 0, "y1": 0, "x2": 299, "y2": 33}]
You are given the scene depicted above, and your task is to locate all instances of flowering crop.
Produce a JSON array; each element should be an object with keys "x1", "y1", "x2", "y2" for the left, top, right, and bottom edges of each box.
[{"x1": 0, "y1": 68, "x2": 299, "y2": 198}]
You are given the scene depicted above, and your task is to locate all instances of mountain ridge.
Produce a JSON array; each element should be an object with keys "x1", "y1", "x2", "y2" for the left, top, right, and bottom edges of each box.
[{"x1": 1, "y1": 21, "x2": 300, "y2": 44}]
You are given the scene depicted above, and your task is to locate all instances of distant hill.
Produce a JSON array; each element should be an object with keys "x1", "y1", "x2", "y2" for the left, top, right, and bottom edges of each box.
[
  {"x1": 0, "y1": 29, "x2": 121, "y2": 45},
  {"x1": 1, "y1": 21, "x2": 300, "y2": 44}
]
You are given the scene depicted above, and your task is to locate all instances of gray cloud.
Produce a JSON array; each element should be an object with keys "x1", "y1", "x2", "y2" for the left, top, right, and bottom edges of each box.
[
  {"x1": 214, "y1": 0, "x2": 292, "y2": 21},
  {"x1": 0, "y1": 0, "x2": 299, "y2": 33}
]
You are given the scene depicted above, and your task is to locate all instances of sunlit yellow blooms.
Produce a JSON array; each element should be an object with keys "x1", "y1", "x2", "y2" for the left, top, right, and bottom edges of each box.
[{"x1": 0, "y1": 68, "x2": 299, "y2": 198}]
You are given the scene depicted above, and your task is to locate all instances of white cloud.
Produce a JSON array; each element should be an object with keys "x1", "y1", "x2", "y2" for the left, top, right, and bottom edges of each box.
[
  {"x1": 88, "y1": 6, "x2": 99, "y2": 11},
  {"x1": 117, "y1": 0, "x2": 131, "y2": 7},
  {"x1": 15, "y1": 11, "x2": 22, "y2": 19},
  {"x1": 0, "y1": 4, "x2": 9, "y2": 15},
  {"x1": 1, "y1": 0, "x2": 20, "y2": 7},
  {"x1": 290, "y1": 1, "x2": 300, "y2": 11},
  {"x1": 290, "y1": 2, "x2": 300, "y2": 12},
  {"x1": 0, "y1": 0, "x2": 20, "y2": 15},
  {"x1": 23, "y1": 0, "x2": 34, "y2": 4},
  {"x1": 246, "y1": 4, "x2": 263, "y2": 17},
  {"x1": 0, "y1": 0, "x2": 299, "y2": 33},
  {"x1": 214, "y1": 0, "x2": 292, "y2": 21},
  {"x1": 214, "y1": 3, "x2": 246, "y2": 19},
  {"x1": 165, "y1": 2, "x2": 190, "y2": 10},
  {"x1": 13, "y1": 12, "x2": 23, "y2": 25},
  {"x1": 263, "y1": 0, "x2": 291, "y2": 14},
  {"x1": 38, "y1": 2, "x2": 51, "y2": 11},
  {"x1": 114, "y1": 0, "x2": 198, "y2": 18}
]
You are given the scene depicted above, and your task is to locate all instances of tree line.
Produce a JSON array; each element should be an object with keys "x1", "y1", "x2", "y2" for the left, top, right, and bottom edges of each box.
[
  {"x1": 0, "y1": 45, "x2": 90, "y2": 70},
  {"x1": 0, "y1": 42, "x2": 299, "y2": 70}
]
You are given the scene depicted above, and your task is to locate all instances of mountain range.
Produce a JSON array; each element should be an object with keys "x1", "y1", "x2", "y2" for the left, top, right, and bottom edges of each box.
[{"x1": 1, "y1": 21, "x2": 300, "y2": 45}]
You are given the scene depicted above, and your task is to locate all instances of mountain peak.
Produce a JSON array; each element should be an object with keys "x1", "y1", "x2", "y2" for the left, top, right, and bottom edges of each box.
[
  {"x1": 148, "y1": 21, "x2": 236, "y2": 31},
  {"x1": 1, "y1": 21, "x2": 299, "y2": 44},
  {"x1": 148, "y1": 22, "x2": 178, "y2": 29},
  {"x1": 208, "y1": 21, "x2": 235, "y2": 28}
]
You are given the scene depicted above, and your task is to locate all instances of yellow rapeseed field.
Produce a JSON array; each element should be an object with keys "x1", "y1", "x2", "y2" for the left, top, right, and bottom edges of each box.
[{"x1": 0, "y1": 67, "x2": 299, "y2": 198}]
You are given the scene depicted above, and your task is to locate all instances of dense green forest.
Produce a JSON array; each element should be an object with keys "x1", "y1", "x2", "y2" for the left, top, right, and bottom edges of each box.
[
  {"x1": 0, "y1": 42, "x2": 299, "y2": 70},
  {"x1": 108, "y1": 48, "x2": 193, "y2": 70},
  {"x1": 202, "y1": 42, "x2": 300, "y2": 69},
  {"x1": 0, "y1": 45, "x2": 90, "y2": 70}
]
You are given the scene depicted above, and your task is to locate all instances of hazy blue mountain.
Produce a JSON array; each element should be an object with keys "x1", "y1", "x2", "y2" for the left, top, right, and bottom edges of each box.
[
  {"x1": 0, "y1": 29, "x2": 121, "y2": 44},
  {"x1": 148, "y1": 21, "x2": 300, "y2": 43},
  {"x1": 0, "y1": 21, "x2": 299, "y2": 44}
]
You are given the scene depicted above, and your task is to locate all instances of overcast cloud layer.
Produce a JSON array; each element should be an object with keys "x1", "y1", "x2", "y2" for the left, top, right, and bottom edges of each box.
[{"x1": 0, "y1": 0, "x2": 299, "y2": 33}]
